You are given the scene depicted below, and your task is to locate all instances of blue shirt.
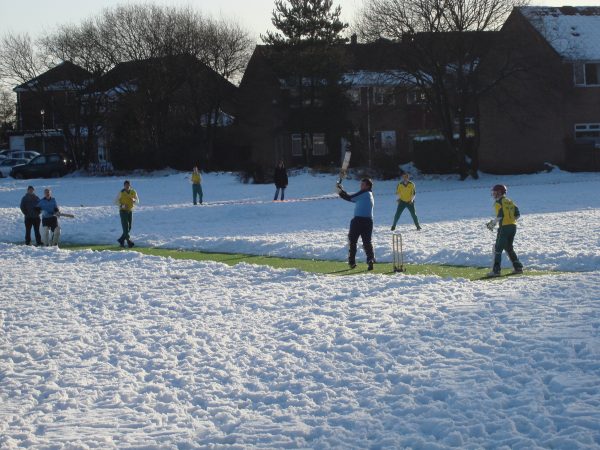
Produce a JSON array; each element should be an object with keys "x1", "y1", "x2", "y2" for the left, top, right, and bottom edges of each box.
[
  {"x1": 342, "y1": 189, "x2": 374, "y2": 218},
  {"x1": 37, "y1": 197, "x2": 58, "y2": 218}
]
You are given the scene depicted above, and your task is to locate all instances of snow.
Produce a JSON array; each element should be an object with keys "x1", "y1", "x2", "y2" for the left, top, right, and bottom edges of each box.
[
  {"x1": 1, "y1": 169, "x2": 599, "y2": 271},
  {"x1": 342, "y1": 70, "x2": 413, "y2": 87},
  {"x1": 1, "y1": 169, "x2": 600, "y2": 448},
  {"x1": 521, "y1": 6, "x2": 600, "y2": 60}
]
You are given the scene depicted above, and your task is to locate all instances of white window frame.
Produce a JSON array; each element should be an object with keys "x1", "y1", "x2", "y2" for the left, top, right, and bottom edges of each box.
[
  {"x1": 406, "y1": 89, "x2": 427, "y2": 105},
  {"x1": 291, "y1": 133, "x2": 303, "y2": 156},
  {"x1": 346, "y1": 88, "x2": 361, "y2": 105},
  {"x1": 374, "y1": 130, "x2": 397, "y2": 154},
  {"x1": 574, "y1": 62, "x2": 600, "y2": 86},
  {"x1": 574, "y1": 123, "x2": 600, "y2": 148},
  {"x1": 373, "y1": 87, "x2": 395, "y2": 106},
  {"x1": 312, "y1": 133, "x2": 328, "y2": 156}
]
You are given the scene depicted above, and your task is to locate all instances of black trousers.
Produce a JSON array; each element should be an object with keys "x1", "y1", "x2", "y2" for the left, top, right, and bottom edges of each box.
[
  {"x1": 348, "y1": 216, "x2": 374, "y2": 264},
  {"x1": 25, "y1": 217, "x2": 42, "y2": 245},
  {"x1": 42, "y1": 216, "x2": 59, "y2": 231}
]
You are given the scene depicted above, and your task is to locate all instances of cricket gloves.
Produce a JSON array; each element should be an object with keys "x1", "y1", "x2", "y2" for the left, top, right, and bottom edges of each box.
[{"x1": 486, "y1": 218, "x2": 499, "y2": 231}]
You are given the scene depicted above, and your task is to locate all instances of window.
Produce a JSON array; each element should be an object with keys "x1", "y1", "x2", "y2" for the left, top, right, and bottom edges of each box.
[
  {"x1": 98, "y1": 140, "x2": 107, "y2": 162},
  {"x1": 65, "y1": 91, "x2": 76, "y2": 105},
  {"x1": 374, "y1": 131, "x2": 396, "y2": 154},
  {"x1": 586, "y1": 63, "x2": 599, "y2": 85},
  {"x1": 373, "y1": 87, "x2": 395, "y2": 105},
  {"x1": 346, "y1": 88, "x2": 361, "y2": 105},
  {"x1": 574, "y1": 62, "x2": 600, "y2": 86},
  {"x1": 32, "y1": 156, "x2": 46, "y2": 165},
  {"x1": 574, "y1": 123, "x2": 600, "y2": 147},
  {"x1": 312, "y1": 133, "x2": 328, "y2": 156},
  {"x1": 291, "y1": 133, "x2": 328, "y2": 156},
  {"x1": 291, "y1": 134, "x2": 303, "y2": 156},
  {"x1": 406, "y1": 90, "x2": 427, "y2": 105}
]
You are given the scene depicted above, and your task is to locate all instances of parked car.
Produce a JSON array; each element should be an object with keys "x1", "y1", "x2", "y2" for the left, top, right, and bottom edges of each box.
[
  {"x1": 10, "y1": 153, "x2": 73, "y2": 179},
  {"x1": 0, "y1": 158, "x2": 29, "y2": 177},
  {"x1": 0, "y1": 150, "x2": 40, "y2": 160}
]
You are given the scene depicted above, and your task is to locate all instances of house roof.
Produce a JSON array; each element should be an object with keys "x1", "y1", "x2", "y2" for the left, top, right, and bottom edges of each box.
[
  {"x1": 249, "y1": 40, "x2": 408, "y2": 74},
  {"x1": 519, "y1": 6, "x2": 600, "y2": 61},
  {"x1": 100, "y1": 55, "x2": 237, "y2": 93},
  {"x1": 244, "y1": 31, "x2": 495, "y2": 86},
  {"x1": 97, "y1": 54, "x2": 238, "y2": 113},
  {"x1": 14, "y1": 61, "x2": 91, "y2": 92}
]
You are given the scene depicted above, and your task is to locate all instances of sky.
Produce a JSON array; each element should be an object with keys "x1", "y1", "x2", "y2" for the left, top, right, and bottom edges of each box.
[{"x1": 1, "y1": 0, "x2": 598, "y2": 43}]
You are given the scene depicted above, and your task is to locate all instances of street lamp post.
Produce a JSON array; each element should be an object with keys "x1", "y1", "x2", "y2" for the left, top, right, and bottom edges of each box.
[{"x1": 40, "y1": 109, "x2": 45, "y2": 154}]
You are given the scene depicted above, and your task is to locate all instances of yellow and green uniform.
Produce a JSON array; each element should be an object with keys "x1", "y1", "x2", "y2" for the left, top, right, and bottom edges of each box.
[
  {"x1": 396, "y1": 181, "x2": 416, "y2": 203},
  {"x1": 117, "y1": 188, "x2": 138, "y2": 242},
  {"x1": 191, "y1": 172, "x2": 203, "y2": 205},
  {"x1": 391, "y1": 181, "x2": 420, "y2": 230},
  {"x1": 494, "y1": 197, "x2": 519, "y2": 226},
  {"x1": 492, "y1": 196, "x2": 522, "y2": 274},
  {"x1": 117, "y1": 188, "x2": 138, "y2": 212}
]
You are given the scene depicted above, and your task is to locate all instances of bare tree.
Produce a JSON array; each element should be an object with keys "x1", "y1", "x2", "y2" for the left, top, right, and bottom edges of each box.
[
  {"x1": 34, "y1": 4, "x2": 252, "y2": 168},
  {"x1": 0, "y1": 89, "x2": 15, "y2": 147},
  {"x1": 0, "y1": 89, "x2": 15, "y2": 121},
  {"x1": 355, "y1": 0, "x2": 526, "y2": 178},
  {"x1": 0, "y1": 33, "x2": 51, "y2": 88}
]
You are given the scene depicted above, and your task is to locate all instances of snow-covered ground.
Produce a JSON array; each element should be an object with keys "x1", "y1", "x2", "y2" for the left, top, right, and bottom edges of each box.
[
  {"x1": 1, "y1": 169, "x2": 600, "y2": 270},
  {"x1": 1, "y1": 169, "x2": 599, "y2": 448}
]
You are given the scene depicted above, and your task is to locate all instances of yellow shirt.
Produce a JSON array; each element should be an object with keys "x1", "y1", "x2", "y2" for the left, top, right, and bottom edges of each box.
[
  {"x1": 117, "y1": 188, "x2": 138, "y2": 211},
  {"x1": 396, "y1": 181, "x2": 416, "y2": 203},
  {"x1": 494, "y1": 197, "x2": 519, "y2": 226},
  {"x1": 191, "y1": 172, "x2": 201, "y2": 184}
]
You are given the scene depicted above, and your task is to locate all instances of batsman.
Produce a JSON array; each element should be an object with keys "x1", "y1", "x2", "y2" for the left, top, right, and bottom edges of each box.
[
  {"x1": 336, "y1": 178, "x2": 375, "y2": 271},
  {"x1": 486, "y1": 184, "x2": 524, "y2": 277}
]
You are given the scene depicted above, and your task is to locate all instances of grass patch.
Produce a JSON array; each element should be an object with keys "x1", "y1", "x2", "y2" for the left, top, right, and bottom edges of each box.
[{"x1": 62, "y1": 244, "x2": 553, "y2": 280}]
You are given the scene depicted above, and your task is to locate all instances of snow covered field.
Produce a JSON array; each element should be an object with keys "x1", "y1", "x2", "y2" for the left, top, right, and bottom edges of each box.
[{"x1": 1, "y1": 169, "x2": 599, "y2": 448}]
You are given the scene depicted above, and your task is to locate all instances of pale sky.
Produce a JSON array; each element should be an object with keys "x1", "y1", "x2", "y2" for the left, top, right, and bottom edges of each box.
[{"x1": 0, "y1": 0, "x2": 597, "y2": 42}]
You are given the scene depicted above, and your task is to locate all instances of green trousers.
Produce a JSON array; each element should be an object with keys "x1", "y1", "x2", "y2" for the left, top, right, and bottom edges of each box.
[
  {"x1": 119, "y1": 210, "x2": 133, "y2": 241},
  {"x1": 392, "y1": 201, "x2": 420, "y2": 229},
  {"x1": 493, "y1": 224, "x2": 522, "y2": 272},
  {"x1": 193, "y1": 184, "x2": 203, "y2": 205}
]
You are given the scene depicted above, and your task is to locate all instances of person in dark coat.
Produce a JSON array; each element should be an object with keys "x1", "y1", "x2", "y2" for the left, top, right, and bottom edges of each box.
[
  {"x1": 273, "y1": 160, "x2": 288, "y2": 201},
  {"x1": 20, "y1": 185, "x2": 42, "y2": 246}
]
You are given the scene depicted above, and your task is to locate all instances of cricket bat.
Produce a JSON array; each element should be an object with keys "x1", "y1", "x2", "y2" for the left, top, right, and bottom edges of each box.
[{"x1": 337, "y1": 150, "x2": 351, "y2": 185}]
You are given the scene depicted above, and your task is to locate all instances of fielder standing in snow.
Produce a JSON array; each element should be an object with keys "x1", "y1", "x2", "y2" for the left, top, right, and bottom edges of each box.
[
  {"x1": 37, "y1": 188, "x2": 61, "y2": 246},
  {"x1": 337, "y1": 178, "x2": 375, "y2": 271},
  {"x1": 191, "y1": 166, "x2": 203, "y2": 205},
  {"x1": 486, "y1": 184, "x2": 523, "y2": 277},
  {"x1": 391, "y1": 172, "x2": 421, "y2": 231},
  {"x1": 116, "y1": 180, "x2": 138, "y2": 248}
]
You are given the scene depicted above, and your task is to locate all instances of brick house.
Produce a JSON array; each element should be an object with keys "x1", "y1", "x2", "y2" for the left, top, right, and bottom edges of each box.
[
  {"x1": 97, "y1": 55, "x2": 238, "y2": 170},
  {"x1": 11, "y1": 61, "x2": 91, "y2": 155},
  {"x1": 479, "y1": 6, "x2": 600, "y2": 173},
  {"x1": 236, "y1": 38, "x2": 436, "y2": 175},
  {"x1": 12, "y1": 56, "x2": 238, "y2": 169}
]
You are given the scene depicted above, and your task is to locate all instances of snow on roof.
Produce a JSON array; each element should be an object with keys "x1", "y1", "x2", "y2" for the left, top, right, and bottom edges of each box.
[
  {"x1": 342, "y1": 70, "x2": 415, "y2": 87},
  {"x1": 15, "y1": 79, "x2": 88, "y2": 92},
  {"x1": 520, "y1": 6, "x2": 600, "y2": 61},
  {"x1": 278, "y1": 71, "x2": 417, "y2": 89}
]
